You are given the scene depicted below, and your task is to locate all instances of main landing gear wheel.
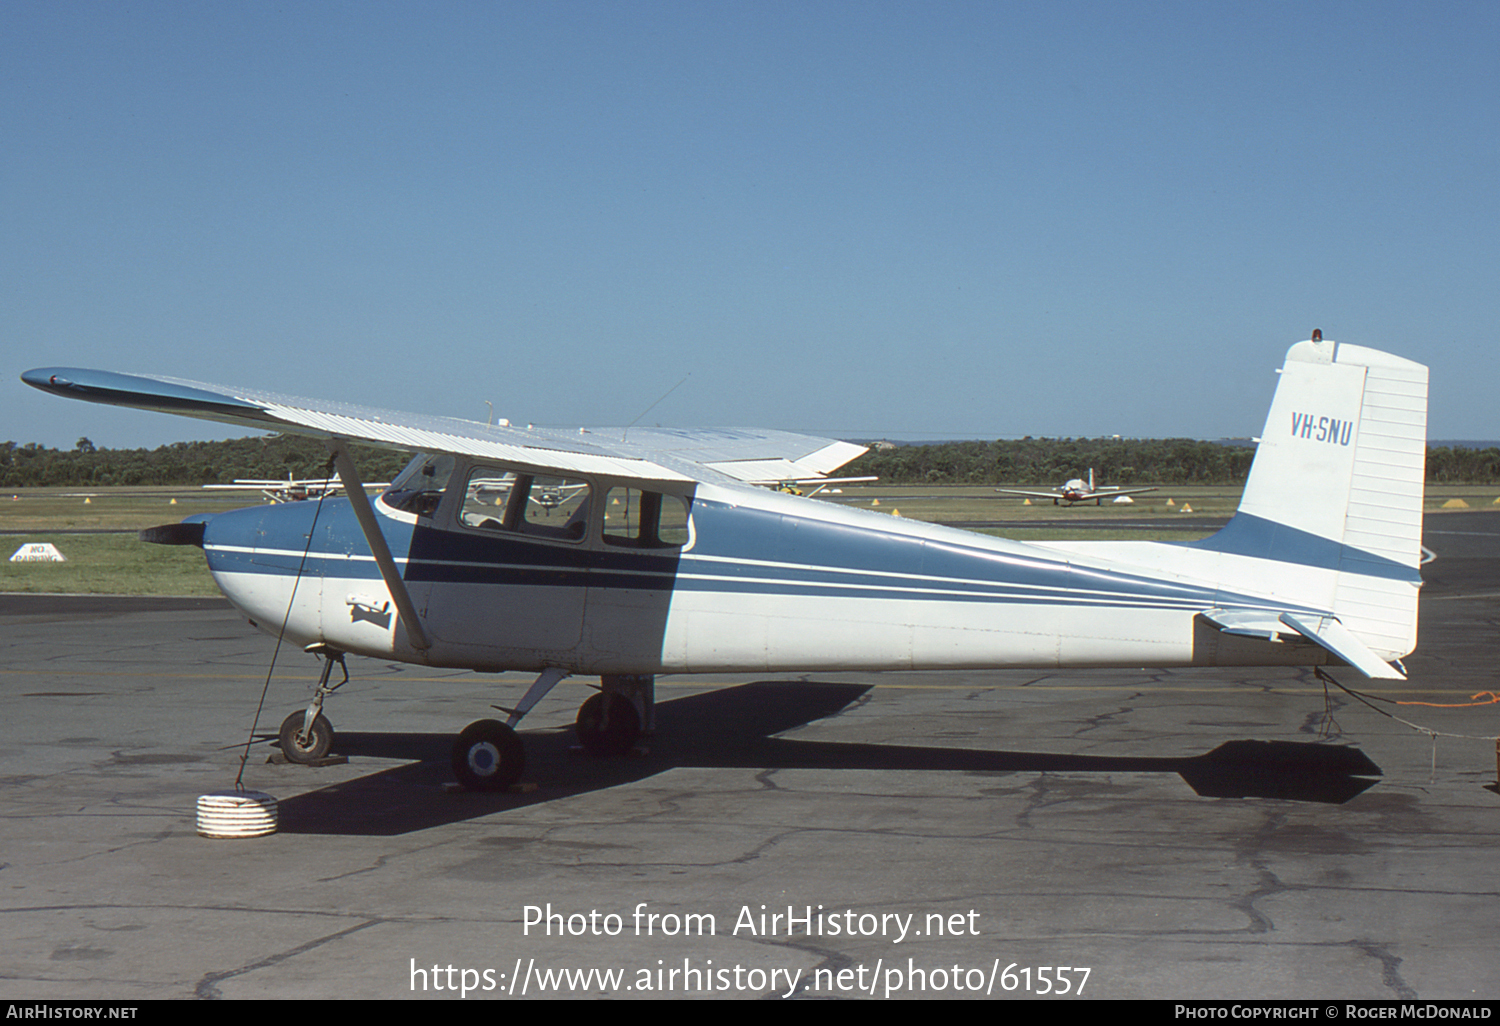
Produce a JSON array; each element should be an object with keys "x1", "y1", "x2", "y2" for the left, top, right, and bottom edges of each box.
[
  {"x1": 278, "y1": 710, "x2": 334, "y2": 763},
  {"x1": 576, "y1": 692, "x2": 642, "y2": 757},
  {"x1": 451, "y1": 719, "x2": 525, "y2": 792}
]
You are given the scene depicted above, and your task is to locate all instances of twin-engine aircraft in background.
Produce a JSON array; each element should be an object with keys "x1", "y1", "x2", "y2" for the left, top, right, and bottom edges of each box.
[
  {"x1": 22, "y1": 335, "x2": 1429, "y2": 792},
  {"x1": 996, "y1": 468, "x2": 1158, "y2": 506}
]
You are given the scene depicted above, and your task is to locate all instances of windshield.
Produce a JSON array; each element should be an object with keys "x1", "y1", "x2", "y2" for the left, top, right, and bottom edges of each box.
[{"x1": 382, "y1": 454, "x2": 456, "y2": 517}]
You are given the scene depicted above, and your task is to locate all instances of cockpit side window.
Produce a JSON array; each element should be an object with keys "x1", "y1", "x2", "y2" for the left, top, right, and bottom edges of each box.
[{"x1": 460, "y1": 467, "x2": 591, "y2": 541}]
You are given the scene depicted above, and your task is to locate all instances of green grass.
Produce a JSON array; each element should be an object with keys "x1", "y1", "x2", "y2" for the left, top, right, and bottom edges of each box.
[
  {"x1": 1, "y1": 532, "x2": 222, "y2": 595},
  {"x1": 0, "y1": 487, "x2": 248, "y2": 531},
  {"x1": 2, "y1": 483, "x2": 1493, "y2": 595},
  {"x1": 825, "y1": 483, "x2": 1243, "y2": 527},
  {"x1": 0, "y1": 487, "x2": 241, "y2": 595},
  {"x1": 830, "y1": 482, "x2": 1500, "y2": 523}
]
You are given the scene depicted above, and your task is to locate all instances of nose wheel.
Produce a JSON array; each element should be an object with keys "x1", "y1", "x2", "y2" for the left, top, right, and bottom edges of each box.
[
  {"x1": 277, "y1": 647, "x2": 346, "y2": 764},
  {"x1": 279, "y1": 710, "x2": 334, "y2": 762}
]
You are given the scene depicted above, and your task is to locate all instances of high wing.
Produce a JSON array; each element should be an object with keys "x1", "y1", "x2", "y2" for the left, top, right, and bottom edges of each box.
[{"x1": 20, "y1": 368, "x2": 868, "y2": 486}]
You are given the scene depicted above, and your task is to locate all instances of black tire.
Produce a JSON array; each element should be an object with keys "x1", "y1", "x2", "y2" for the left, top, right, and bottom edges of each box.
[
  {"x1": 279, "y1": 710, "x2": 334, "y2": 763},
  {"x1": 451, "y1": 719, "x2": 525, "y2": 791},
  {"x1": 576, "y1": 692, "x2": 641, "y2": 757}
]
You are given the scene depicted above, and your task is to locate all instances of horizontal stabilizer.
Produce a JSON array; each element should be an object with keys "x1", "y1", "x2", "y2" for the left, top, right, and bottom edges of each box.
[
  {"x1": 1201, "y1": 608, "x2": 1405, "y2": 679},
  {"x1": 1277, "y1": 613, "x2": 1405, "y2": 679},
  {"x1": 1200, "y1": 608, "x2": 1288, "y2": 641}
]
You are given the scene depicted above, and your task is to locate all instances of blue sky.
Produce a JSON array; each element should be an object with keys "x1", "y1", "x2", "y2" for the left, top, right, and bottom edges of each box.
[{"x1": 6, "y1": 1, "x2": 1497, "y2": 450}]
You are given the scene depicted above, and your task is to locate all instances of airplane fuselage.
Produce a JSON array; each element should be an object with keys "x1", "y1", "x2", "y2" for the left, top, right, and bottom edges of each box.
[{"x1": 196, "y1": 459, "x2": 1335, "y2": 679}]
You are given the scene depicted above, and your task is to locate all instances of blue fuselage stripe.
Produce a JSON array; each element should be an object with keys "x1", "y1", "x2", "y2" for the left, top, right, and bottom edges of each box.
[
  {"x1": 199, "y1": 495, "x2": 1319, "y2": 616},
  {"x1": 1190, "y1": 512, "x2": 1421, "y2": 583}
]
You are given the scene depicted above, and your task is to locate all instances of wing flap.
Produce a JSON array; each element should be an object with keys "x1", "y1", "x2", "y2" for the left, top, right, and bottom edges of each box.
[{"x1": 704, "y1": 440, "x2": 870, "y2": 484}]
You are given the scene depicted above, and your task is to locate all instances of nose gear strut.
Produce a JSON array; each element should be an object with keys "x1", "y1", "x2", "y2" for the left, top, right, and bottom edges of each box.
[{"x1": 277, "y1": 647, "x2": 347, "y2": 764}]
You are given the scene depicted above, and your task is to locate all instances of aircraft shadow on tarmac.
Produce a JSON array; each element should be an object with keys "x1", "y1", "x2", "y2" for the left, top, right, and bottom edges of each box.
[{"x1": 272, "y1": 681, "x2": 1382, "y2": 836}]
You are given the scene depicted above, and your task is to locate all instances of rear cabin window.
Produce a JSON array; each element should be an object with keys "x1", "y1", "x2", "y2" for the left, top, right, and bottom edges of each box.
[{"x1": 602, "y1": 487, "x2": 690, "y2": 548}]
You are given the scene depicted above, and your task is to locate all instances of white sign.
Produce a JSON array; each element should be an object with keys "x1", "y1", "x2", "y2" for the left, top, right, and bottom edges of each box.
[{"x1": 9, "y1": 543, "x2": 67, "y2": 562}]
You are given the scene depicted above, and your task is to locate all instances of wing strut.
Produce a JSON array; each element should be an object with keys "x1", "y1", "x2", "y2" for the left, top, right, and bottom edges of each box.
[{"x1": 325, "y1": 439, "x2": 431, "y2": 652}]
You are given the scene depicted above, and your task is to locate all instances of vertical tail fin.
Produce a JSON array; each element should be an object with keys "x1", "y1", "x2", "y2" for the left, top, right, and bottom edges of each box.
[{"x1": 1203, "y1": 336, "x2": 1428, "y2": 662}]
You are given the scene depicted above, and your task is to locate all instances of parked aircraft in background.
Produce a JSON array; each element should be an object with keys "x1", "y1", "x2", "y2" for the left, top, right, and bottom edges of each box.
[
  {"x1": 463, "y1": 473, "x2": 588, "y2": 513},
  {"x1": 205, "y1": 473, "x2": 389, "y2": 504},
  {"x1": 769, "y1": 475, "x2": 878, "y2": 496},
  {"x1": 996, "y1": 468, "x2": 1158, "y2": 505},
  {"x1": 22, "y1": 334, "x2": 1427, "y2": 793}
]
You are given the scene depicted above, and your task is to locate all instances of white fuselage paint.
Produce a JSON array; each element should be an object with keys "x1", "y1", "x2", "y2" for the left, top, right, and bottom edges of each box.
[{"x1": 202, "y1": 477, "x2": 1346, "y2": 679}]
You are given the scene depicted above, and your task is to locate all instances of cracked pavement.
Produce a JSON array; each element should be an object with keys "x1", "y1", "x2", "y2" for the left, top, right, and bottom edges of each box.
[{"x1": 2, "y1": 512, "x2": 1498, "y2": 999}]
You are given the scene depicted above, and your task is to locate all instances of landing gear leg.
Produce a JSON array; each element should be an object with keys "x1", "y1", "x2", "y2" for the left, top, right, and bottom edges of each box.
[
  {"x1": 278, "y1": 647, "x2": 347, "y2": 763},
  {"x1": 576, "y1": 674, "x2": 653, "y2": 756}
]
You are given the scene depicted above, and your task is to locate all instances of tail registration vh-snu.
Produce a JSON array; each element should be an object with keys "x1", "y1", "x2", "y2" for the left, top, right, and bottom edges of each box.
[{"x1": 22, "y1": 334, "x2": 1428, "y2": 791}]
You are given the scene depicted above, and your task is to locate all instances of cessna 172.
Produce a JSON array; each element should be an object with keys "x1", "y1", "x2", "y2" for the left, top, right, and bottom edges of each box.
[
  {"x1": 996, "y1": 468, "x2": 1158, "y2": 505},
  {"x1": 21, "y1": 335, "x2": 1428, "y2": 792}
]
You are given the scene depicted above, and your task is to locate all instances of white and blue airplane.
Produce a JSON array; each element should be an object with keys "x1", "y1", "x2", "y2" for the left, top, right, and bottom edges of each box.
[{"x1": 21, "y1": 334, "x2": 1428, "y2": 791}]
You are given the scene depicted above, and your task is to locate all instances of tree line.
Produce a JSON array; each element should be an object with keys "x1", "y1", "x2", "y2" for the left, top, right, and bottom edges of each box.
[
  {"x1": 3, "y1": 434, "x2": 1497, "y2": 489},
  {"x1": 843, "y1": 437, "x2": 1257, "y2": 486},
  {"x1": 1, "y1": 435, "x2": 412, "y2": 488},
  {"x1": 842, "y1": 438, "x2": 1500, "y2": 486}
]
